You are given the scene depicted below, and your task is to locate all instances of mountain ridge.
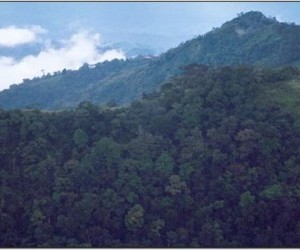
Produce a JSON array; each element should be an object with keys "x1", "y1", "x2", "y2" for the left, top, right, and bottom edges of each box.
[{"x1": 1, "y1": 11, "x2": 300, "y2": 110}]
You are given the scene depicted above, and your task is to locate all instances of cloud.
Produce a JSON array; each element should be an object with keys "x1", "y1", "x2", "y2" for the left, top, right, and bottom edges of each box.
[
  {"x1": 0, "y1": 25, "x2": 47, "y2": 47},
  {"x1": 0, "y1": 31, "x2": 125, "y2": 91}
]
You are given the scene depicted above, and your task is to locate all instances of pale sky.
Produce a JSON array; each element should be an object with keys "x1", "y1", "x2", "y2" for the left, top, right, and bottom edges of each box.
[{"x1": 1, "y1": 2, "x2": 300, "y2": 90}]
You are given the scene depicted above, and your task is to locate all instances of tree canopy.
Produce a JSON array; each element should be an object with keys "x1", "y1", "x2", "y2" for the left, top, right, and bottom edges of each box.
[{"x1": 1, "y1": 65, "x2": 300, "y2": 247}]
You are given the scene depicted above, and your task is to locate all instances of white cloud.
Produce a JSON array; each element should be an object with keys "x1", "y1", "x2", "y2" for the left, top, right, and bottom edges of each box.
[
  {"x1": 0, "y1": 31, "x2": 125, "y2": 91},
  {"x1": 0, "y1": 25, "x2": 47, "y2": 47}
]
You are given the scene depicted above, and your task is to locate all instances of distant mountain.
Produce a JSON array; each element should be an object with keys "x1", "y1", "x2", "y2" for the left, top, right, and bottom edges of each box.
[
  {"x1": 102, "y1": 41, "x2": 161, "y2": 58},
  {"x1": 2, "y1": 11, "x2": 300, "y2": 110},
  {"x1": 165, "y1": 11, "x2": 300, "y2": 67}
]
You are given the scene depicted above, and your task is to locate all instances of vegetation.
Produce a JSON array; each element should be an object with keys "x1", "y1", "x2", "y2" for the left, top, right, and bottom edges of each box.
[
  {"x1": 1, "y1": 65, "x2": 300, "y2": 247},
  {"x1": 2, "y1": 11, "x2": 300, "y2": 110}
]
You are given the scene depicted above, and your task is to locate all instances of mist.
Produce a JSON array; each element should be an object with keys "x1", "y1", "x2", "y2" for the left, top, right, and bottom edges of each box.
[{"x1": 0, "y1": 29, "x2": 125, "y2": 91}]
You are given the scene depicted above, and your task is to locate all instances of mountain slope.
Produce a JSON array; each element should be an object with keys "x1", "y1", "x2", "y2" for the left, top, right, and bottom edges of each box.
[
  {"x1": 1, "y1": 65, "x2": 300, "y2": 247},
  {"x1": 2, "y1": 11, "x2": 300, "y2": 110}
]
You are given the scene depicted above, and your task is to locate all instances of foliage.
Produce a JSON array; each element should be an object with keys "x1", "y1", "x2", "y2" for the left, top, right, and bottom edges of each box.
[{"x1": 1, "y1": 65, "x2": 300, "y2": 247}]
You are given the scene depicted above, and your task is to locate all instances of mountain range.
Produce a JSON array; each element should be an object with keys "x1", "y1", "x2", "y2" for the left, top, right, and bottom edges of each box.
[
  {"x1": 2, "y1": 10, "x2": 300, "y2": 247},
  {"x1": 1, "y1": 11, "x2": 300, "y2": 110}
]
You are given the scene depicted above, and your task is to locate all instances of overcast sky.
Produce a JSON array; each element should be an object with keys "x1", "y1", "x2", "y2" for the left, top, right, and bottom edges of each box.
[{"x1": 1, "y1": 2, "x2": 300, "y2": 91}]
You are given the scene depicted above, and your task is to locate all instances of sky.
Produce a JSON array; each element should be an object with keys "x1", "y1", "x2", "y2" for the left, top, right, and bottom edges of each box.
[{"x1": 1, "y1": 2, "x2": 300, "y2": 91}]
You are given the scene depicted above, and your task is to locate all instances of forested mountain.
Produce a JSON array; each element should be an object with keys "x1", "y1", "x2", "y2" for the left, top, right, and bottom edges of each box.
[
  {"x1": 2, "y1": 11, "x2": 300, "y2": 110},
  {"x1": 0, "y1": 57, "x2": 152, "y2": 110},
  {"x1": 1, "y1": 65, "x2": 300, "y2": 247}
]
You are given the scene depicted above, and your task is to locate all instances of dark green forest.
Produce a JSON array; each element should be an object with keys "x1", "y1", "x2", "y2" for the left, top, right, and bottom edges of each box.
[
  {"x1": 1, "y1": 65, "x2": 300, "y2": 247},
  {"x1": 2, "y1": 11, "x2": 300, "y2": 110}
]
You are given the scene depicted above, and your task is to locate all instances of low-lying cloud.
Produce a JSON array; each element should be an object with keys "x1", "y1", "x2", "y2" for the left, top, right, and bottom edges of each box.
[
  {"x1": 0, "y1": 25, "x2": 46, "y2": 47},
  {"x1": 0, "y1": 30, "x2": 125, "y2": 91}
]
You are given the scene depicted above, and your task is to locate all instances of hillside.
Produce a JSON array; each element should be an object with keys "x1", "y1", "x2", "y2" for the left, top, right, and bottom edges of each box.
[
  {"x1": 0, "y1": 57, "x2": 152, "y2": 110},
  {"x1": 2, "y1": 11, "x2": 300, "y2": 110},
  {"x1": 1, "y1": 65, "x2": 300, "y2": 247}
]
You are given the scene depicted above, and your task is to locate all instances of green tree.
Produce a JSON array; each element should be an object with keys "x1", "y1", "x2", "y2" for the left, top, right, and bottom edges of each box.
[
  {"x1": 260, "y1": 184, "x2": 283, "y2": 200},
  {"x1": 91, "y1": 137, "x2": 121, "y2": 167},
  {"x1": 73, "y1": 129, "x2": 88, "y2": 149},
  {"x1": 239, "y1": 191, "x2": 255, "y2": 209},
  {"x1": 155, "y1": 152, "x2": 174, "y2": 177},
  {"x1": 165, "y1": 175, "x2": 189, "y2": 196},
  {"x1": 125, "y1": 204, "x2": 145, "y2": 231}
]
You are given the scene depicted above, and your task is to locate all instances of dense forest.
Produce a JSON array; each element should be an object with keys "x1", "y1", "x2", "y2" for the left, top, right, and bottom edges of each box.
[
  {"x1": 2, "y1": 11, "x2": 300, "y2": 110},
  {"x1": 1, "y1": 65, "x2": 300, "y2": 247}
]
